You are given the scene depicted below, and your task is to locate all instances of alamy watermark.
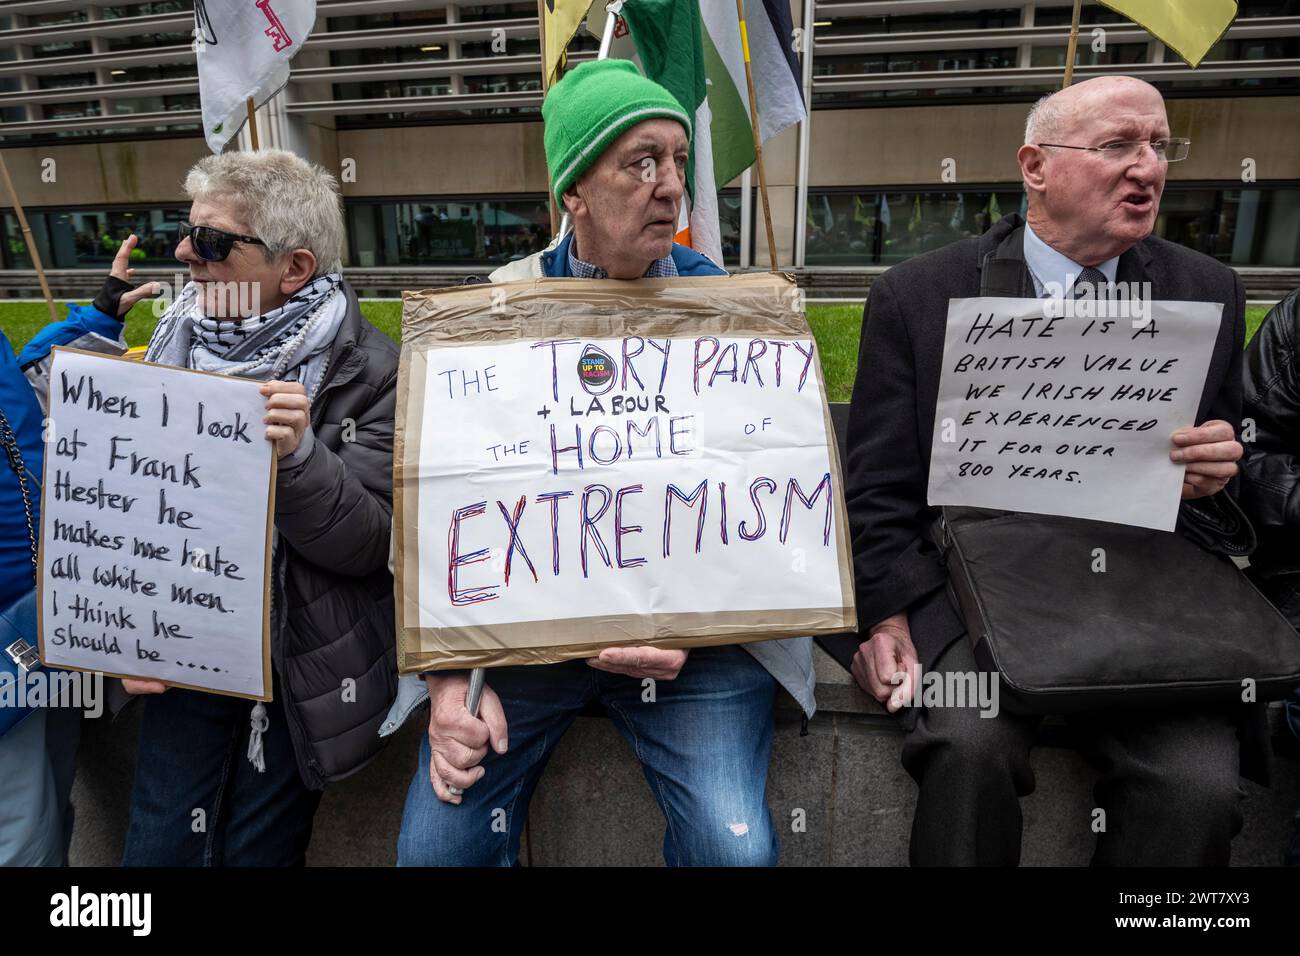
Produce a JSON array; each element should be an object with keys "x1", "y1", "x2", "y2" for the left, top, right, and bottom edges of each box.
[
  {"x1": 1040, "y1": 278, "x2": 1154, "y2": 329},
  {"x1": 892, "y1": 664, "x2": 1000, "y2": 718},
  {"x1": 0, "y1": 667, "x2": 103, "y2": 718}
]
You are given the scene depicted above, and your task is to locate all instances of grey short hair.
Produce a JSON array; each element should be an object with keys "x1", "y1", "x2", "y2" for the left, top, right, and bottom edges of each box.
[
  {"x1": 184, "y1": 149, "x2": 344, "y2": 276},
  {"x1": 1024, "y1": 91, "x2": 1067, "y2": 145}
]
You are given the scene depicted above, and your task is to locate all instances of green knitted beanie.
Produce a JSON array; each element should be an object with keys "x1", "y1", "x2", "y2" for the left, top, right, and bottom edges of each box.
[{"x1": 543, "y1": 59, "x2": 692, "y2": 204}]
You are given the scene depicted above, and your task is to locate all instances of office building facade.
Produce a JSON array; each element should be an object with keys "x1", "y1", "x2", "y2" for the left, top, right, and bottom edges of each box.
[{"x1": 0, "y1": 0, "x2": 1297, "y2": 292}]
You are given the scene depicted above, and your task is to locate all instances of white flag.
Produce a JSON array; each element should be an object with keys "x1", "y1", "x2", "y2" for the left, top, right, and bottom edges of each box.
[{"x1": 194, "y1": 0, "x2": 317, "y2": 153}]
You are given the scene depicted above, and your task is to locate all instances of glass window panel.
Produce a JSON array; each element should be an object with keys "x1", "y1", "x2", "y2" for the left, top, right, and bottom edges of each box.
[
  {"x1": 2, "y1": 207, "x2": 188, "y2": 270},
  {"x1": 805, "y1": 186, "x2": 1299, "y2": 268},
  {"x1": 347, "y1": 197, "x2": 552, "y2": 267},
  {"x1": 813, "y1": 9, "x2": 1021, "y2": 36}
]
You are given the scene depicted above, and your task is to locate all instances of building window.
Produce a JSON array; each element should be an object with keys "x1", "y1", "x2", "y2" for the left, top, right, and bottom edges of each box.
[
  {"x1": 806, "y1": 188, "x2": 1025, "y2": 265},
  {"x1": 102, "y1": 2, "x2": 194, "y2": 16},
  {"x1": 1029, "y1": 43, "x2": 1148, "y2": 69},
  {"x1": 30, "y1": 40, "x2": 93, "y2": 60},
  {"x1": 106, "y1": 31, "x2": 192, "y2": 52},
  {"x1": 36, "y1": 73, "x2": 97, "y2": 90},
  {"x1": 718, "y1": 189, "x2": 745, "y2": 267},
  {"x1": 327, "y1": 8, "x2": 595, "y2": 126},
  {"x1": 1157, "y1": 186, "x2": 1300, "y2": 266},
  {"x1": 346, "y1": 197, "x2": 553, "y2": 267},
  {"x1": 1, "y1": 207, "x2": 187, "y2": 271},
  {"x1": 813, "y1": 8, "x2": 1022, "y2": 36},
  {"x1": 804, "y1": 185, "x2": 1300, "y2": 267}
]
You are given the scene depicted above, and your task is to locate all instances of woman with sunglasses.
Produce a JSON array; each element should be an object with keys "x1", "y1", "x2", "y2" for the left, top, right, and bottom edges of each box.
[{"x1": 53, "y1": 148, "x2": 400, "y2": 866}]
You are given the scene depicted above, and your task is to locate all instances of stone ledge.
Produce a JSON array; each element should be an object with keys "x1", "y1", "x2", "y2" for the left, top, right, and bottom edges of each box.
[{"x1": 65, "y1": 643, "x2": 1298, "y2": 867}]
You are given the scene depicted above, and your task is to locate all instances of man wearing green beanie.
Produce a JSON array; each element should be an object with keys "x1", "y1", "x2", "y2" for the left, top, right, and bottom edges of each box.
[
  {"x1": 489, "y1": 59, "x2": 729, "y2": 281},
  {"x1": 394, "y1": 58, "x2": 817, "y2": 868}
]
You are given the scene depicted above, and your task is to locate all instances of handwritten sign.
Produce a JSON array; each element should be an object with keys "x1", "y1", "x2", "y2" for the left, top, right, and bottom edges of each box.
[
  {"x1": 38, "y1": 349, "x2": 274, "y2": 700},
  {"x1": 927, "y1": 297, "x2": 1223, "y2": 531},
  {"x1": 396, "y1": 273, "x2": 856, "y2": 671}
]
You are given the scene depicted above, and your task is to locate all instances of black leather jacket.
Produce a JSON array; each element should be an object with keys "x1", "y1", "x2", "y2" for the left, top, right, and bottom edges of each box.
[{"x1": 1241, "y1": 288, "x2": 1300, "y2": 627}]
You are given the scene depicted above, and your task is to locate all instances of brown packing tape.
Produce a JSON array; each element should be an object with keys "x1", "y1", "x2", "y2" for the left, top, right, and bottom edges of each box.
[
  {"x1": 394, "y1": 273, "x2": 858, "y2": 672},
  {"x1": 400, "y1": 608, "x2": 859, "y2": 670}
]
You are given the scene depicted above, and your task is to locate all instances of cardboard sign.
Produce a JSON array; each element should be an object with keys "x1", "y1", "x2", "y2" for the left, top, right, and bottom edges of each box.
[
  {"x1": 38, "y1": 348, "x2": 275, "y2": 700},
  {"x1": 927, "y1": 296, "x2": 1223, "y2": 531},
  {"x1": 396, "y1": 273, "x2": 857, "y2": 671}
]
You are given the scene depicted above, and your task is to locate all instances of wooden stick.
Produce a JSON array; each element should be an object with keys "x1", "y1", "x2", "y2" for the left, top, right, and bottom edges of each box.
[
  {"x1": 736, "y1": 0, "x2": 778, "y2": 272},
  {"x1": 1063, "y1": 0, "x2": 1083, "y2": 87},
  {"x1": 0, "y1": 152, "x2": 57, "y2": 323},
  {"x1": 245, "y1": 96, "x2": 260, "y2": 150}
]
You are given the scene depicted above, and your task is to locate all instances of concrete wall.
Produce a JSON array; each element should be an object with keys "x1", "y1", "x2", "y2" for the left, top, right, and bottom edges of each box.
[
  {"x1": 335, "y1": 121, "x2": 550, "y2": 197},
  {"x1": 809, "y1": 95, "x2": 1300, "y2": 187},
  {"x1": 9, "y1": 94, "x2": 1295, "y2": 212},
  {"x1": 0, "y1": 138, "x2": 209, "y2": 207}
]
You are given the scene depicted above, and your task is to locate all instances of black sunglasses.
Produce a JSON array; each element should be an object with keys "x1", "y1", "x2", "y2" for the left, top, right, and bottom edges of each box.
[{"x1": 177, "y1": 220, "x2": 266, "y2": 262}]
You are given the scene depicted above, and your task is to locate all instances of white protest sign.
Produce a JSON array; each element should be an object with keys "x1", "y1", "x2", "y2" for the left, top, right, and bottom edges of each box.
[
  {"x1": 38, "y1": 349, "x2": 274, "y2": 700},
  {"x1": 396, "y1": 275, "x2": 856, "y2": 670},
  {"x1": 927, "y1": 296, "x2": 1222, "y2": 531},
  {"x1": 418, "y1": 336, "x2": 841, "y2": 625}
]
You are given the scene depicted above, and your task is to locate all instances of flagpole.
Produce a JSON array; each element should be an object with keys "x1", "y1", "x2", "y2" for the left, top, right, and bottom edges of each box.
[
  {"x1": 0, "y1": 153, "x2": 57, "y2": 323},
  {"x1": 1062, "y1": 0, "x2": 1083, "y2": 87},
  {"x1": 245, "y1": 97, "x2": 260, "y2": 150},
  {"x1": 596, "y1": 2, "x2": 621, "y2": 59},
  {"x1": 740, "y1": 167, "x2": 753, "y2": 268},
  {"x1": 793, "y1": 0, "x2": 814, "y2": 269},
  {"x1": 736, "y1": 0, "x2": 778, "y2": 272},
  {"x1": 538, "y1": 0, "x2": 561, "y2": 237},
  {"x1": 553, "y1": 2, "x2": 622, "y2": 241}
]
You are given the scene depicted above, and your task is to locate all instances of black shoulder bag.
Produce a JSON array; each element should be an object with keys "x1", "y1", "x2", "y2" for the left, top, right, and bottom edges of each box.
[{"x1": 933, "y1": 506, "x2": 1300, "y2": 713}]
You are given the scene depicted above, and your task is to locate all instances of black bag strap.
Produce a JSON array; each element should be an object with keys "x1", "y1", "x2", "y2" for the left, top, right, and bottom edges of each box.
[
  {"x1": 978, "y1": 223, "x2": 1034, "y2": 298},
  {"x1": 0, "y1": 406, "x2": 38, "y2": 575}
]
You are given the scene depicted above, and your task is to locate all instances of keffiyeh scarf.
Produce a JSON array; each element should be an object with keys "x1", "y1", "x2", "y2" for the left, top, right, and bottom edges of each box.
[{"x1": 145, "y1": 272, "x2": 347, "y2": 402}]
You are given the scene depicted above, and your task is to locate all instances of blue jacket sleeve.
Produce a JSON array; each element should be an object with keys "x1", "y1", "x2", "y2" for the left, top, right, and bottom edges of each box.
[{"x1": 16, "y1": 302, "x2": 124, "y2": 370}]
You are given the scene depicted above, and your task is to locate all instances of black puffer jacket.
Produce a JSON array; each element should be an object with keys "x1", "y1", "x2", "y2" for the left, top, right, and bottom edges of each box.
[
  {"x1": 1241, "y1": 288, "x2": 1300, "y2": 627},
  {"x1": 272, "y1": 281, "x2": 399, "y2": 789}
]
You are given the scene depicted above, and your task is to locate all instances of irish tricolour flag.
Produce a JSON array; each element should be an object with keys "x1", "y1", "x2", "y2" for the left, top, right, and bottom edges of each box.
[{"x1": 620, "y1": 0, "x2": 806, "y2": 266}]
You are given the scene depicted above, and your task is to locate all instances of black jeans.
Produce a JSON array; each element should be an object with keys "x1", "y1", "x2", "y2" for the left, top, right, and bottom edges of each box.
[
  {"x1": 122, "y1": 680, "x2": 321, "y2": 866},
  {"x1": 902, "y1": 637, "x2": 1245, "y2": 866}
]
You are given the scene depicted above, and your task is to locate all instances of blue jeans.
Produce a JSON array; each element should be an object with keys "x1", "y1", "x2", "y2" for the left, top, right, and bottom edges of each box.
[
  {"x1": 122, "y1": 681, "x2": 321, "y2": 866},
  {"x1": 397, "y1": 645, "x2": 779, "y2": 866},
  {"x1": 0, "y1": 707, "x2": 78, "y2": 866}
]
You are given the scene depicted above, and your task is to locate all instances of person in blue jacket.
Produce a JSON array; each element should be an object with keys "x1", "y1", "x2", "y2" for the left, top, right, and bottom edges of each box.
[{"x1": 0, "y1": 246, "x2": 147, "y2": 864}]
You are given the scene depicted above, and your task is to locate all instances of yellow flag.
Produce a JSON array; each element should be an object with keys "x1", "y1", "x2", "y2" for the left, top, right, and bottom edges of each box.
[
  {"x1": 542, "y1": 0, "x2": 595, "y2": 87},
  {"x1": 1099, "y1": 1, "x2": 1237, "y2": 68}
]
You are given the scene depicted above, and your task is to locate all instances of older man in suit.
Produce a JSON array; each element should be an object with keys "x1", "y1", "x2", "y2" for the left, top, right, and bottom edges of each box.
[{"x1": 843, "y1": 75, "x2": 1253, "y2": 865}]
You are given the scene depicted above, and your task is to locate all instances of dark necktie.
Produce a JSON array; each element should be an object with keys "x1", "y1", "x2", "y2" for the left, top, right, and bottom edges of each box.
[{"x1": 1072, "y1": 266, "x2": 1110, "y2": 299}]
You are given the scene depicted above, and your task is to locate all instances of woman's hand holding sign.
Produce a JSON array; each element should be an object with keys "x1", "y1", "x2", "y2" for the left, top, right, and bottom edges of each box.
[
  {"x1": 122, "y1": 679, "x2": 168, "y2": 695},
  {"x1": 261, "y1": 381, "x2": 311, "y2": 460},
  {"x1": 1171, "y1": 420, "x2": 1241, "y2": 500}
]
